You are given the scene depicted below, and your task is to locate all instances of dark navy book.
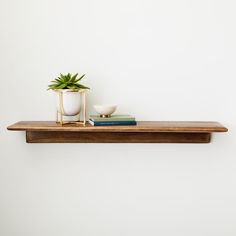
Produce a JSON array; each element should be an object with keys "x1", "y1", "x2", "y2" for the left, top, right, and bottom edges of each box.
[{"x1": 89, "y1": 119, "x2": 137, "y2": 126}]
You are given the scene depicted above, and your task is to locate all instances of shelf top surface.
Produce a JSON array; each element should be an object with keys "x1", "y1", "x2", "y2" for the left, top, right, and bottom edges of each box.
[{"x1": 7, "y1": 121, "x2": 228, "y2": 133}]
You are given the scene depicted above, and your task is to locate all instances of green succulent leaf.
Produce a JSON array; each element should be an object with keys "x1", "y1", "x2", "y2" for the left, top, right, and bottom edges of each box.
[
  {"x1": 67, "y1": 85, "x2": 77, "y2": 89},
  {"x1": 71, "y1": 73, "x2": 78, "y2": 83},
  {"x1": 75, "y1": 74, "x2": 85, "y2": 82},
  {"x1": 76, "y1": 83, "x2": 90, "y2": 89},
  {"x1": 48, "y1": 73, "x2": 90, "y2": 90}
]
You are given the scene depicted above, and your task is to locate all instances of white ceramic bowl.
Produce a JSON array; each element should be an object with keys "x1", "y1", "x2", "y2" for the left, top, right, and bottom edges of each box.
[{"x1": 94, "y1": 104, "x2": 117, "y2": 117}]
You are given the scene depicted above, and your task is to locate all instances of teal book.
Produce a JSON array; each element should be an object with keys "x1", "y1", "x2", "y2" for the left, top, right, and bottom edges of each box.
[
  {"x1": 90, "y1": 115, "x2": 135, "y2": 122},
  {"x1": 89, "y1": 119, "x2": 137, "y2": 126}
]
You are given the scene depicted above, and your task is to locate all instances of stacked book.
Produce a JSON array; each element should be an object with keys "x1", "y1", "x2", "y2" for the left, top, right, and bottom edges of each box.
[{"x1": 89, "y1": 115, "x2": 137, "y2": 126}]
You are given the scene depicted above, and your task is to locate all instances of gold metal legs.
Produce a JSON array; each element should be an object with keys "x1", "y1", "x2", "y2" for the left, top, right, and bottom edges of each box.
[{"x1": 56, "y1": 91, "x2": 87, "y2": 126}]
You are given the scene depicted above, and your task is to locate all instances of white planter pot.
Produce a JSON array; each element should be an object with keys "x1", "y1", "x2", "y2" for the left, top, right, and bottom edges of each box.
[{"x1": 55, "y1": 90, "x2": 82, "y2": 116}]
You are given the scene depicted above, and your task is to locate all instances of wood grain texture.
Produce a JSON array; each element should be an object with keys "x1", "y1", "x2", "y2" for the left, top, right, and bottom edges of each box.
[
  {"x1": 26, "y1": 131, "x2": 211, "y2": 143},
  {"x1": 7, "y1": 121, "x2": 227, "y2": 143},
  {"x1": 7, "y1": 121, "x2": 228, "y2": 133}
]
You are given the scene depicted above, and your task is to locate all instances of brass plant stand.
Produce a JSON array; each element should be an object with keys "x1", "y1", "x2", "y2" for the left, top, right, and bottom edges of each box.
[{"x1": 56, "y1": 90, "x2": 87, "y2": 126}]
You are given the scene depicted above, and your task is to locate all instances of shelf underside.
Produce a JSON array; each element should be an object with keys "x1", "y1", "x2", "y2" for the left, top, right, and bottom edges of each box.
[{"x1": 7, "y1": 121, "x2": 228, "y2": 143}]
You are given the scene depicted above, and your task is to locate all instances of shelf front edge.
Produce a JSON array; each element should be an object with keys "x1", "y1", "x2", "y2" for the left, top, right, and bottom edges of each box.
[{"x1": 25, "y1": 130, "x2": 212, "y2": 143}]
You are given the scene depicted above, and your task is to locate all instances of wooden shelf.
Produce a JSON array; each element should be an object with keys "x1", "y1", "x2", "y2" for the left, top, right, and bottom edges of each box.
[{"x1": 7, "y1": 121, "x2": 228, "y2": 143}]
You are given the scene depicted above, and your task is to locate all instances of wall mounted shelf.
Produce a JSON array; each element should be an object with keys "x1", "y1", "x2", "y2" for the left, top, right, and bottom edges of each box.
[{"x1": 7, "y1": 121, "x2": 228, "y2": 143}]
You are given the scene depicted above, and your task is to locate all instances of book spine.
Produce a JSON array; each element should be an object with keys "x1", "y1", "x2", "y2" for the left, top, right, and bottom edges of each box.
[
  {"x1": 91, "y1": 118, "x2": 136, "y2": 122},
  {"x1": 91, "y1": 121, "x2": 137, "y2": 126}
]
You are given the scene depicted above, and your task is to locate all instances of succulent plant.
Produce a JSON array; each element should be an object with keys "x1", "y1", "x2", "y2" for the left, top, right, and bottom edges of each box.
[{"x1": 48, "y1": 73, "x2": 90, "y2": 91}]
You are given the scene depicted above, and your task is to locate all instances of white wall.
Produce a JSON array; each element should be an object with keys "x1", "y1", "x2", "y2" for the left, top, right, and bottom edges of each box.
[{"x1": 0, "y1": 0, "x2": 235, "y2": 235}]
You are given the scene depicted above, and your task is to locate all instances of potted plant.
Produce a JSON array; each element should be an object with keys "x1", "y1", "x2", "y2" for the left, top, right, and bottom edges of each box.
[{"x1": 48, "y1": 73, "x2": 90, "y2": 124}]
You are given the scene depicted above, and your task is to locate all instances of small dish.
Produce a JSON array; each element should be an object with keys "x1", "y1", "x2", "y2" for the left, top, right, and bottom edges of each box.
[{"x1": 93, "y1": 104, "x2": 117, "y2": 118}]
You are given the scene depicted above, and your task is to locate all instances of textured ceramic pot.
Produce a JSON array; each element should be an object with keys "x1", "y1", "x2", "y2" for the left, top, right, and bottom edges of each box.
[{"x1": 55, "y1": 90, "x2": 82, "y2": 116}]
